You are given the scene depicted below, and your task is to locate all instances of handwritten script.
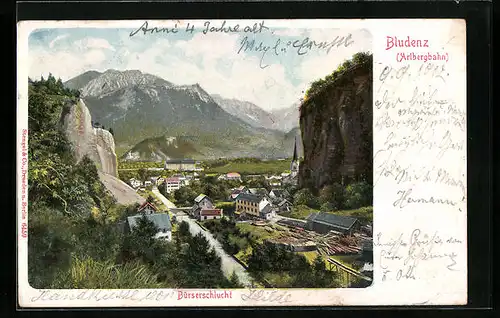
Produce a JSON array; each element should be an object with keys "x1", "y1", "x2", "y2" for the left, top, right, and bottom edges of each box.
[
  {"x1": 376, "y1": 229, "x2": 462, "y2": 282},
  {"x1": 241, "y1": 289, "x2": 292, "y2": 304},
  {"x1": 129, "y1": 20, "x2": 355, "y2": 68},
  {"x1": 374, "y1": 58, "x2": 466, "y2": 211}
]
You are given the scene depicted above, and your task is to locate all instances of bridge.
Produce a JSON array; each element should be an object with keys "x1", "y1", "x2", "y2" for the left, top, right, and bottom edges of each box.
[{"x1": 327, "y1": 257, "x2": 372, "y2": 286}]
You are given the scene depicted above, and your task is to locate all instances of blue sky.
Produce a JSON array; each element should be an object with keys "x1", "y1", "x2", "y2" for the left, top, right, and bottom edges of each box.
[{"x1": 28, "y1": 22, "x2": 372, "y2": 110}]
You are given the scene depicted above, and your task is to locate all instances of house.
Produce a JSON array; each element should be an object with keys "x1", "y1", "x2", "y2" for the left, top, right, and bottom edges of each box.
[
  {"x1": 199, "y1": 208, "x2": 223, "y2": 221},
  {"x1": 248, "y1": 188, "x2": 269, "y2": 198},
  {"x1": 165, "y1": 159, "x2": 196, "y2": 171},
  {"x1": 306, "y1": 212, "x2": 361, "y2": 235},
  {"x1": 229, "y1": 189, "x2": 242, "y2": 201},
  {"x1": 165, "y1": 177, "x2": 182, "y2": 194},
  {"x1": 150, "y1": 176, "x2": 160, "y2": 184},
  {"x1": 259, "y1": 202, "x2": 276, "y2": 220},
  {"x1": 226, "y1": 172, "x2": 241, "y2": 181},
  {"x1": 269, "y1": 189, "x2": 289, "y2": 201},
  {"x1": 192, "y1": 194, "x2": 215, "y2": 218},
  {"x1": 237, "y1": 185, "x2": 248, "y2": 192},
  {"x1": 156, "y1": 177, "x2": 165, "y2": 186},
  {"x1": 128, "y1": 178, "x2": 142, "y2": 189},
  {"x1": 265, "y1": 175, "x2": 282, "y2": 187},
  {"x1": 236, "y1": 193, "x2": 271, "y2": 218},
  {"x1": 277, "y1": 199, "x2": 293, "y2": 213},
  {"x1": 127, "y1": 213, "x2": 172, "y2": 241},
  {"x1": 228, "y1": 186, "x2": 249, "y2": 201},
  {"x1": 137, "y1": 201, "x2": 159, "y2": 215}
]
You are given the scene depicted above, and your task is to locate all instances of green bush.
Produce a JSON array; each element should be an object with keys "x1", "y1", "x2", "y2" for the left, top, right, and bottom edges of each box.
[
  {"x1": 303, "y1": 52, "x2": 372, "y2": 101},
  {"x1": 344, "y1": 181, "x2": 372, "y2": 209}
]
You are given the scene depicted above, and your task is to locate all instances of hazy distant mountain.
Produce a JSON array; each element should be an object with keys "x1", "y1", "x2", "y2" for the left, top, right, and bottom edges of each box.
[
  {"x1": 64, "y1": 69, "x2": 291, "y2": 160},
  {"x1": 211, "y1": 94, "x2": 277, "y2": 129},
  {"x1": 64, "y1": 70, "x2": 102, "y2": 91},
  {"x1": 270, "y1": 103, "x2": 300, "y2": 132},
  {"x1": 122, "y1": 135, "x2": 202, "y2": 161}
]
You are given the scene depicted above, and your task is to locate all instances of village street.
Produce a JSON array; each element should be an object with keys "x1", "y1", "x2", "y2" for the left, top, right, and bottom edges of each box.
[{"x1": 151, "y1": 187, "x2": 253, "y2": 287}]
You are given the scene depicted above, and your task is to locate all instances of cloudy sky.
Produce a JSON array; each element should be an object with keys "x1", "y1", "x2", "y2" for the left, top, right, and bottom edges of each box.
[{"x1": 28, "y1": 21, "x2": 371, "y2": 111}]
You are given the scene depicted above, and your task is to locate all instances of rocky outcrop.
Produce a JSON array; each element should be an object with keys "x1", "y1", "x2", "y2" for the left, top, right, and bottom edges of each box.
[
  {"x1": 60, "y1": 98, "x2": 118, "y2": 177},
  {"x1": 60, "y1": 98, "x2": 144, "y2": 205},
  {"x1": 298, "y1": 55, "x2": 373, "y2": 192}
]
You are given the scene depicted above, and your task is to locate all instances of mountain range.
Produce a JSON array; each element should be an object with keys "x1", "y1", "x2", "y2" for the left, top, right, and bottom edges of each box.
[{"x1": 64, "y1": 69, "x2": 302, "y2": 161}]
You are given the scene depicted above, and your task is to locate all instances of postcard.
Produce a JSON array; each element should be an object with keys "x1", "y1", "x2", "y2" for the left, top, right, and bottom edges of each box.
[{"x1": 17, "y1": 19, "x2": 467, "y2": 307}]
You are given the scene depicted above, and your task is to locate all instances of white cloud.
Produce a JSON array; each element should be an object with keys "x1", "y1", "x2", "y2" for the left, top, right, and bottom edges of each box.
[
  {"x1": 74, "y1": 37, "x2": 115, "y2": 51},
  {"x1": 126, "y1": 33, "x2": 301, "y2": 109},
  {"x1": 29, "y1": 47, "x2": 108, "y2": 81},
  {"x1": 48, "y1": 34, "x2": 69, "y2": 48},
  {"x1": 28, "y1": 28, "x2": 371, "y2": 111},
  {"x1": 297, "y1": 28, "x2": 372, "y2": 87}
]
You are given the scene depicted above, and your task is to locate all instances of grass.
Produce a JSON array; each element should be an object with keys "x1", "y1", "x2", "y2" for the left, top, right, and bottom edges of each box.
[
  {"x1": 298, "y1": 250, "x2": 339, "y2": 272},
  {"x1": 234, "y1": 246, "x2": 252, "y2": 267},
  {"x1": 281, "y1": 205, "x2": 319, "y2": 219},
  {"x1": 204, "y1": 160, "x2": 290, "y2": 175},
  {"x1": 332, "y1": 206, "x2": 373, "y2": 224},
  {"x1": 236, "y1": 223, "x2": 282, "y2": 243},
  {"x1": 53, "y1": 255, "x2": 162, "y2": 289}
]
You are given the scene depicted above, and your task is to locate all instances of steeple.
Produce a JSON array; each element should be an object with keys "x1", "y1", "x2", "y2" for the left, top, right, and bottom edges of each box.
[
  {"x1": 290, "y1": 136, "x2": 299, "y2": 173},
  {"x1": 292, "y1": 136, "x2": 298, "y2": 162}
]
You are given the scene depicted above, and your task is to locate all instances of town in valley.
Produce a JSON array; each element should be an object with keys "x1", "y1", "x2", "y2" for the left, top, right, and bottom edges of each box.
[{"x1": 26, "y1": 25, "x2": 373, "y2": 290}]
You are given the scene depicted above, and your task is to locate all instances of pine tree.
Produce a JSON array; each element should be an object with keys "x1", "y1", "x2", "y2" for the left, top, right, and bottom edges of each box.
[{"x1": 229, "y1": 271, "x2": 242, "y2": 288}]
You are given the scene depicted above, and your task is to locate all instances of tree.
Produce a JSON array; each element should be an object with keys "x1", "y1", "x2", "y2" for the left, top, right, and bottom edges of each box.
[
  {"x1": 344, "y1": 181, "x2": 372, "y2": 209},
  {"x1": 320, "y1": 202, "x2": 335, "y2": 212},
  {"x1": 293, "y1": 188, "x2": 319, "y2": 208},
  {"x1": 178, "y1": 221, "x2": 190, "y2": 239},
  {"x1": 229, "y1": 271, "x2": 242, "y2": 288},
  {"x1": 138, "y1": 168, "x2": 148, "y2": 182},
  {"x1": 146, "y1": 195, "x2": 155, "y2": 204},
  {"x1": 120, "y1": 214, "x2": 161, "y2": 264}
]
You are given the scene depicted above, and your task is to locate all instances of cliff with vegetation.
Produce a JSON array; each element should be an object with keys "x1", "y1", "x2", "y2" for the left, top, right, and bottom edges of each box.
[
  {"x1": 298, "y1": 52, "x2": 373, "y2": 192},
  {"x1": 60, "y1": 98, "x2": 118, "y2": 177}
]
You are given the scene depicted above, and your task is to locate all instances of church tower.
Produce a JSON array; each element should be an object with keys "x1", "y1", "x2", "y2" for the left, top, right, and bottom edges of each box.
[{"x1": 290, "y1": 136, "x2": 299, "y2": 175}]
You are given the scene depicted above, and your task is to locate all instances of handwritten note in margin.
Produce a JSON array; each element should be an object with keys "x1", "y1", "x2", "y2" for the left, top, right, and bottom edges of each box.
[{"x1": 371, "y1": 20, "x2": 467, "y2": 304}]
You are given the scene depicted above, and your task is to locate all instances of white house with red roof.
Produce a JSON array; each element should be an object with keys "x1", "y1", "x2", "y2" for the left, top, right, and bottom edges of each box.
[
  {"x1": 199, "y1": 208, "x2": 223, "y2": 221},
  {"x1": 165, "y1": 177, "x2": 182, "y2": 193},
  {"x1": 226, "y1": 172, "x2": 241, "y2": 181}
]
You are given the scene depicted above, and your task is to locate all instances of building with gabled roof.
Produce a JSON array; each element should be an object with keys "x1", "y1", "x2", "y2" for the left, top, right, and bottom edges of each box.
[
  {"x1": 236, "y1": 193, "x2": 272, "y2": 219},
  {"x1": 199, "y1": 208, "x2": 223, "y2": 221},
  {"x1": 306, "y1": 212, "x2": 360, "y2": 235},
  {"x1": 277, "y1": 198, "x2": 293, "y2": 213},
  {"x1": 127, "y1": 213, "x2": 172, "y2": 241},
  {"x1": 165, "y1": 159, "x2": 196, "y2": 171},
  {"x1": 192, "y1": 194, "x2": 214, "y2": 218},
  {"x1": 137, "y1": 201, "x2": 158, "y2": 215}
]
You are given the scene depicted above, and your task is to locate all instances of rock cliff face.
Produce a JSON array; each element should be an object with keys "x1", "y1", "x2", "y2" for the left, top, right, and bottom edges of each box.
[
  {"x1": 298, "y1": 57, "x2": 373, "y2": 192},
  {"x1": 60, "y1": 98, "x2": 118, "y2": 177},
  {"x1": 60, "y1": 98, "x2": 145, "y2": 205}
]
